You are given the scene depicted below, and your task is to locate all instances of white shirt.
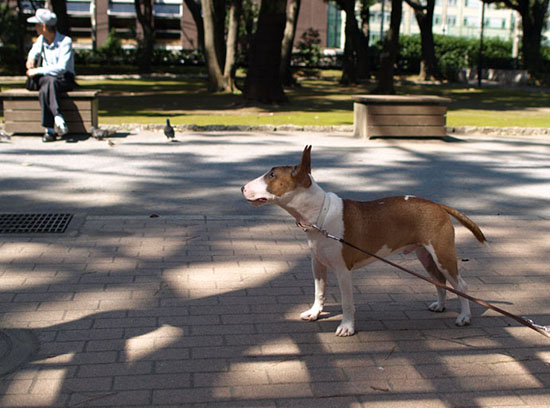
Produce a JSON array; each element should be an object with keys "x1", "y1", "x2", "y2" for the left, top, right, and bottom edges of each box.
[{"x1": 27, "y1": 32, "x2": 75, "y2": 77}]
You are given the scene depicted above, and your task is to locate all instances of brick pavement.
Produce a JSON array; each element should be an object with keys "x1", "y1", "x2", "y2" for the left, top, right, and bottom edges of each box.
[
  {"x1": 1, "y1": 213, "x2": 549, "y2": 407},
  {"x1": 1, "y1": 131, "x2": 550, "y2": 407}
]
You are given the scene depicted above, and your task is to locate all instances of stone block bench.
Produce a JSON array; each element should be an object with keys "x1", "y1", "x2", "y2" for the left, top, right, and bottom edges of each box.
[
  {"x1": 0, "y1": 89, "x2": 100, "y2": 135},
  {"x1": 352, "y1": 95, "x2": 451, "y2": 139}
]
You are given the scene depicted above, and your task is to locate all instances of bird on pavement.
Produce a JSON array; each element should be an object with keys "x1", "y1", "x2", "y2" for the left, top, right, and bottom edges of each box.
[
  {"x1": 91, "y1": 126, "x2": 108, "y2": 140},
  {"x1": 0, "y1": 131, "x2": 11, "y2": 141},
  {"x1": 164, "y1": 119, "x2": 175, "y2": 141}
]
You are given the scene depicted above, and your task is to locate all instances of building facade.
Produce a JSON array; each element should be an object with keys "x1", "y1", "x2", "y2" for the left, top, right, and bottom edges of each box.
[{"x1": 13, "y1": 0, "x2": 549, "y2": 52}]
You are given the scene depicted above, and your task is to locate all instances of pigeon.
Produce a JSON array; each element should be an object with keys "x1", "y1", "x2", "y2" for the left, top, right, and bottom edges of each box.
[
  {"x1": 164, "y1": 119, "x2": 175, "y2": 141},
  {"x1": 91, "y1": 126, "x2": 108, "y2": 140},
  {"x1": 0, "y1": 131, "x2": 11, "y2": 141}
]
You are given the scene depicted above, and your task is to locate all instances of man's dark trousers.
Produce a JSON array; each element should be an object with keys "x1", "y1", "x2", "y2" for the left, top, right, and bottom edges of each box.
[{"x1": 38, "y1": 73, "x2": 75, "y2": 128}]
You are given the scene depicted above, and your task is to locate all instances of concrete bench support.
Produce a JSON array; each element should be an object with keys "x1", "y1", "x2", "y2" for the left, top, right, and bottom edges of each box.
[
  {"x1": 0, "y1": 89, "x2": 100, "y2": 135},
  {"x1": 352, "y1": 95, "x2": 451, "y2": 139}
]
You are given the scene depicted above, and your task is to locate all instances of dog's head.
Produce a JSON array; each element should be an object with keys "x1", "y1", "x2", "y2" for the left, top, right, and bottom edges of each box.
[{"x1": 242, "y1": 145, "x2": 313, "y2": 206}]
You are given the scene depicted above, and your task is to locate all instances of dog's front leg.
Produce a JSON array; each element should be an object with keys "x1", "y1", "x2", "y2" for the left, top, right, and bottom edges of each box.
[
  {"x1": 300, "y1": 257, "x2": 327, "y2": 321},
  {"x1": 335, "y1": 268, "x2": 355, "y2": 336}
]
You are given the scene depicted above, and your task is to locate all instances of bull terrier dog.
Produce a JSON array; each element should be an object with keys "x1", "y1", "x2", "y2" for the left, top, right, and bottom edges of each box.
[{"x1": 241, "y1": 146, "x2": 487, "y2": 336}]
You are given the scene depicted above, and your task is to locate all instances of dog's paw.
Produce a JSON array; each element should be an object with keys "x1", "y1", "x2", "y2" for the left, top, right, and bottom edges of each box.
[
  {"x1": 335, "y1": 320, "x2": 355, "y2": 337},
  {"x1": 300, "y1": 307, "x2": 322, "y2": 321},
  {"x1": 455, "y1": 313, "x2": 471, "y2": 326},
  {"x1": 428, "y1": 301, "x2": 446, "y2": 313}
]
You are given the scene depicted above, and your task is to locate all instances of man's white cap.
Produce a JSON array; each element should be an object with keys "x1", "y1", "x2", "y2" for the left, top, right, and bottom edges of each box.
[{"x1": 27, "y1": 8, "x2": 57, "y2": 26}]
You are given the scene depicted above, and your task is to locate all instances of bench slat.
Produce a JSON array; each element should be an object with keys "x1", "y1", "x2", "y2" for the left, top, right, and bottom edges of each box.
[
  {"x1": 366, "y1": 115, "x2": 445, "y2": 126},
  {"x1": 0, "y1": 89, "x2": 101, "y2": 99},
  {"x1": 364, "y1": 105, "x2": 448, "y2": 115},
  {"x1": 6, "y1": 110, "x2": 94, "y2": 122},
  {"x1": 5, "y1": 121, "x2": 92, "y2": 134},
  {"x1": 365, "y1": 126, "x2": 447, "y2": 137},
  {"x1": 4, "y1": 99, "x2": 94, "y2": 111}
]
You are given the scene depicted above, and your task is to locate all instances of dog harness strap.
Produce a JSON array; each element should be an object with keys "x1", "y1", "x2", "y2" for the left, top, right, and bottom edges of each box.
[{"x1": 298, "y1": 223, "x2": 550, "y2": 339}]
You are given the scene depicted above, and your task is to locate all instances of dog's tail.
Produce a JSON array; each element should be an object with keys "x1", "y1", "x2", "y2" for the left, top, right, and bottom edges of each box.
[{"x1": 440, "y1": 205, "x2": 487, "y2": 243}]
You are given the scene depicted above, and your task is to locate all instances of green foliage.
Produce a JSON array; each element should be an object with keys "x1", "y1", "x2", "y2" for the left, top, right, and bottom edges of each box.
[
  {"x1": 296, "y1": 28, "x2": 322, "y2": 67},
  {"x1": 97, "y1": 29, "x2": 124, "y2": 60},
  {"x1": 395, "y1": 34, "x2": 544, "y2": 81},
  {"x1": 0, "y1": 2, "x2": 20, "y2": 45},
  {"x1": 435, "y1": 35, "x2": 471, "y2": 81},
  {"x1": 0, "y1": 3, "x2": 26, "y2": 74},
  {"x1": 74, "y1": 47, "x2": 205, "y2": 75},
  {"x1": 237, "y1": 0, "x2": 259, "y2": 65}
]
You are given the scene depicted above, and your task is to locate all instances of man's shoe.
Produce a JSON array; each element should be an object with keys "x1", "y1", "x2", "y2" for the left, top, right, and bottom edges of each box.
[
  {"x1": 55, "y1": 122, "x2": 69, "y2": 136},
  {"x1": 42, "y1": 132, "x2": 56, "y2": 143},
  {"x1": 54, "y1": 115, "x2": 69, "y2": 136}
]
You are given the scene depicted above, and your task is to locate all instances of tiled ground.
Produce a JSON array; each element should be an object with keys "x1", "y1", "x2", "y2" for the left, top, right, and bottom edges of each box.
[{"x1": 1, "y1": 214, "x2": 549, "y2": 407}]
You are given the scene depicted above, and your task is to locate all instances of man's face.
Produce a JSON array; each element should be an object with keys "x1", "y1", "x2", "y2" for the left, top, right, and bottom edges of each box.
[{"x1": 34, "y1": 23, "x2": 46, "y2": 36}]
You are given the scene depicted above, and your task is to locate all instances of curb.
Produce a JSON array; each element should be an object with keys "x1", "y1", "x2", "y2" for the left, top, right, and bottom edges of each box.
[
  {"x1": 1, "y1": 122, "x2": 549, "y2": 136},
  {"x1": 111, "y1": 123, "x2": 550, "y2": 136}
]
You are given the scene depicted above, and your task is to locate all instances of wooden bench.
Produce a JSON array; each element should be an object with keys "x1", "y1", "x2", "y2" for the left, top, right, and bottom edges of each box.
[
  {"x1": 0, "y1": 89, "x2": 100, "y2": 135},
  {"x1": 352, "y1": 95, "x2": 451, "y2": 139}
]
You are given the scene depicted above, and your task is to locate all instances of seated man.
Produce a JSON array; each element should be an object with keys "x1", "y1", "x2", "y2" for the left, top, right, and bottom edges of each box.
[{"x1": 26, "y1": 8, "x2": 76, "y2": 142}]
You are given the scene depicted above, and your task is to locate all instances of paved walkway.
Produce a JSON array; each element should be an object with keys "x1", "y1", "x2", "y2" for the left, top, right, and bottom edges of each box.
[{"x1": 0, "y1": 131, "x2": 549, "y2": 407}]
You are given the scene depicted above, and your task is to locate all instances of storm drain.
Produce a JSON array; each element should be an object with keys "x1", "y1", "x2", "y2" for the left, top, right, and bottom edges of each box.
[{"x1": 0, "y1": 214, "x2": 73, "y2": 233}]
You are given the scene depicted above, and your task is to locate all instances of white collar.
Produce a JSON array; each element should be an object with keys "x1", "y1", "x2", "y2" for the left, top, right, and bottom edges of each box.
[{"x1": 316, "y1": 193, "x2": 332, "y2": 229}]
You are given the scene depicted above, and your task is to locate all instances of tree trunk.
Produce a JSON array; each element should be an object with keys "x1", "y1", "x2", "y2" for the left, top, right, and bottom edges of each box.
[
  {"x1": 223, "y1": 0, "x2": 242, "y2": 92},
  {"x1": 375, "y1": 0, "x2": 402, "y2": 94},
  {"x1": 201, "y1": 0, "x2": 225, "y2": 91},
  {"x1": 134, "y1": 0, "x2": 155, "y2": 74},
  {"x1": 184, "y1": 0, "x2": 205, "y2": 50},
  {"x1": 280, "y1": 0, "x2": 301, "y2": 86},
  {"x1": 485, "y1": 0, "x2": 549, "y2": 77},
  {"x1": 358, "y1": 0, "x2": 371, "y2": 79},
  {"x1": 340, "y1": 0, "x2": 357, "y2": 85},
  {"x1": 336, "y1": 0, "x2": 370, "y2": 85},
  {"x1": 519, "y1": 3, "x2": 546, "y2": 74},
  {"x1": 243, "y1": 0, "x2": 288, "y2": 104},
  {"x1": 51, "y1": 0, "x2": 70, "y2": 36},
  {"x1": 407, "y1": 0, "x2": 439, "y2": 80}
]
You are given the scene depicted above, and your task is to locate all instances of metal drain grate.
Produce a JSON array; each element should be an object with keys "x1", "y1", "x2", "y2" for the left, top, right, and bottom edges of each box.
[{"x1": 0, "y1": 214, "x2": 73, "y2": 233}]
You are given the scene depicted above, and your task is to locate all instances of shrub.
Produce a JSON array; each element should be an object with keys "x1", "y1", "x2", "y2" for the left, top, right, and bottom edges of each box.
[{"x1": 295, "y1": 28, "x2": 322, "y2": 67}]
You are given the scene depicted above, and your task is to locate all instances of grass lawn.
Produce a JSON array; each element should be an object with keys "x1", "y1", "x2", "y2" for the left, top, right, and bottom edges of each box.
[{"x1": 1, "y1": 72, "x2": 548, "y2": 128}]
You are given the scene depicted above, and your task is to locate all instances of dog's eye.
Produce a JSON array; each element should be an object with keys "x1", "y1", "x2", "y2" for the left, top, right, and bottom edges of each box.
[{"x1": 268, "y1": 171, "x2": 276, "y2": 179}]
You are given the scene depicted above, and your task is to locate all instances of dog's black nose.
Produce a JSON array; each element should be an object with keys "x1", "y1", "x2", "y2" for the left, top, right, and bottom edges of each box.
[{"x1": 241, "y1": 186, "x2": 245, "y2": 193}]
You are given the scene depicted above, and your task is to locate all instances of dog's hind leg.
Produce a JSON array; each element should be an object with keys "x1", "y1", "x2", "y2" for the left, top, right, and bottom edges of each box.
[
  {"x1": 416, "y1": 247, "x2": 447, "y2": 312},
  {"x1": 422, "y1": 241, "x2": 471, "y2": 327},
  {"x1": 300, "y1": 258, "x2": 327, "y2": 321}
]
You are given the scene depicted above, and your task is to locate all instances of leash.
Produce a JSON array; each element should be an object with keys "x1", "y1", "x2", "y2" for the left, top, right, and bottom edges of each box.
[{"x1": 297, "y1": 222, "x2": 550, "y2": 338}]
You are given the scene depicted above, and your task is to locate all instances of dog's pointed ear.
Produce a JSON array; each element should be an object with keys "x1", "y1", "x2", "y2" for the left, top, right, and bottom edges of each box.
[
  {"x1": 297, "y1": 145, "x2": 312, "y2": 175},
  {"x1": 293, "y1": 145, "x2": 312, "y2": 187}
]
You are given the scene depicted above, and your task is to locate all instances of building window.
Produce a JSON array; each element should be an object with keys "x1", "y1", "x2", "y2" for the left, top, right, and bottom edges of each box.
[
  {"x1": 109, "y1": 0, "x2": 136, "y2": 16},
  {"x1": 154, "y1": 0, "x2": 182, "y2": 47},
  {"x1": 463, "y1": 16, "x2": 480, "y2": 27},
  {"x1": 327, "y1": 1, "x2": 341, "y2": 48},
  {"x1": 446, "y1": 15, "x2": 457, "y2": 26},
  {"x1": 434, "y1": 14, "x2": 442, "y2": 25},
  {"x1": 154, "y1": 0, "x2": 181, "y2": 17},
  {"x1": 67, "y1": 1, "x2": 91, "y2": 14}
]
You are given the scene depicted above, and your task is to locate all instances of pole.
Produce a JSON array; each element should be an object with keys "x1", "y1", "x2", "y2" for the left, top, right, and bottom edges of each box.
[
  {"x1": 477, "y1": 0, "x2": 486, "y2": 88},
  {"x1": 380, "y1": 0, "x2": 385, "y2": 40}
]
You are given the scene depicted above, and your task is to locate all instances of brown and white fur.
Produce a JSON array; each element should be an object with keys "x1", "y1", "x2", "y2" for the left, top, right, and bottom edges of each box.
[{"x1": 242, "y1": 146, "x2": 487, "y2": 336}]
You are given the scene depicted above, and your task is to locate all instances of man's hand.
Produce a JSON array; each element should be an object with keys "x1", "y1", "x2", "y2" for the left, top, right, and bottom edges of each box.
[
  {"x1": 26, "y1": 58, "x2": 35, "y2": 70},
  {"x1": 26, "y1": 68, "x2": 39, "y2": 77}
]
